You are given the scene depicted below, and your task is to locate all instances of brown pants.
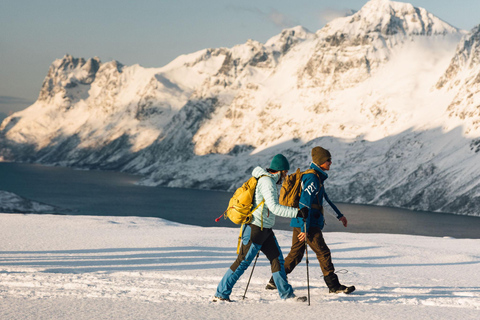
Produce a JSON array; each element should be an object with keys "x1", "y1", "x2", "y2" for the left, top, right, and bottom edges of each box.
[{"x1": 283, "y1": 227, "x2": 335, "y2": 277}]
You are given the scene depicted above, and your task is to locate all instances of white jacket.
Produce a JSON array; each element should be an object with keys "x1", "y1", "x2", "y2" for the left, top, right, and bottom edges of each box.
[{"x1": 250, "y1": 166, "x2": 298, "y2": 229}]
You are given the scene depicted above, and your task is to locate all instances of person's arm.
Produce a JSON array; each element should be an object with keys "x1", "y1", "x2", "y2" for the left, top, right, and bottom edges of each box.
[
  {"x1": 324, "y1": 191, "x2": 347, "y2": 227},
  {"x1": 257, "y1": 177, "x2": 298, "y2": 218}
]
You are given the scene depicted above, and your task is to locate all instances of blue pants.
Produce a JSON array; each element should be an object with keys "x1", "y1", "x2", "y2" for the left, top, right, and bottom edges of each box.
[{"x1": 215, "y1": 224, "x2": 294, "y2": 299}]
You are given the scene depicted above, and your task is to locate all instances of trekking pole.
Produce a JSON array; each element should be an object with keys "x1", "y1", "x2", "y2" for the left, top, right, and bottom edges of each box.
[
  {"x1": 242, "y1": 251, "x2": 260, "y2": 300},
  {"x1": 304, "y1": 219, "x2": 310, "y2": 306}
]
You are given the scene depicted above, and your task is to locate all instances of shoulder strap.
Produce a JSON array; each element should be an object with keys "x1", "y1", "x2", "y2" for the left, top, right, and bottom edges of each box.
[
  {"x1": 303, "y1": 169, "x2": 323, "y2": 187},
  {"x1": 302, "y1": 169, "x2": 324, "y2": 211}
]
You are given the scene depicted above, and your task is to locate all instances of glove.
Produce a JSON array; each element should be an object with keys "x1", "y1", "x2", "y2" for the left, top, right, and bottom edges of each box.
[{"x1": 297, "y1": 207, "x2": 309, "y2": 220}]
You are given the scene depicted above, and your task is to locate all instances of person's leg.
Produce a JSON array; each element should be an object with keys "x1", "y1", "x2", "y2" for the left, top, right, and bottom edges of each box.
[
  {"x1": 308, "y1": 227, "x2": 334, "y2": 276},
  {"x1": 266, "y1": 227, "x2": 305, "y2": 290},
  {"x1": 284, "y1": 227, "x2": 306, "y2": 274},
  {"x1": 261, "y1": 230, "x2": 294, "y2": 299},
  {"x1": 215, "y1": 225, "x2": 261, "y2": 299},
  {"x1": 308, "y1": 227, "x2": 355, "y2": 294}
]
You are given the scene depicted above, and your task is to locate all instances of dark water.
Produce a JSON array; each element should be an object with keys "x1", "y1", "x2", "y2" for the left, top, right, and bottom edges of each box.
[{"x1": 1, "y1": 162, "x2": 479, "y2": 239}]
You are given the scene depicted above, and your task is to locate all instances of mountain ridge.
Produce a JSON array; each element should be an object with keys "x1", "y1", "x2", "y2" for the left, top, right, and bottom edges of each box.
[{"x1": 1, "y1": 0, "x2": 480, "y2": 216}]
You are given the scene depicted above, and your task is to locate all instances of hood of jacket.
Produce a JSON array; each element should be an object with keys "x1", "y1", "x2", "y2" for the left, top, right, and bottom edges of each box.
[
  {"x1": 252, "y1": 166, "x2": 280, "y2": 183},
  {"x1": 310, "y1": 162, "x2": 328, "y2": 182}
]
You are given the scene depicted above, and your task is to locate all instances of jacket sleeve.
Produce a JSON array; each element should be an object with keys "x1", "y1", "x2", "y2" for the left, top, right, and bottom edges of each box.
[
  {"x1": 298, "y1": 174, "x2": 320, "y2": 233},
  {"x1": 257, "y1": 176, "x2": 298, "y2": 219},
  {"x1": 324, "y1": 191, "x2": 343, "y2": 219}
]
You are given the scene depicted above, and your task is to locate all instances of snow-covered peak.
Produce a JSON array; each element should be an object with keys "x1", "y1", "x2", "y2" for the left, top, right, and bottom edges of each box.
[
  {"x1": 265, "y1": 26, "x2": 315, "y2": 52},
  {"x1": 39, "y1": 54, "x2": 102, "y2": 102},
  {"x1": 322, "y1": 0, "x2": 458, "y2": 39},
  {"x1": 50, "y1": 54, "x2": 102, "y2": 77}
]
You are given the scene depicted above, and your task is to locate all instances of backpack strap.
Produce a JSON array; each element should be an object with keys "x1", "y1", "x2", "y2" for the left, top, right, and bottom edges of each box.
[
  {"x1": 235, "y1": 174, "x2": 269, "y2": 253},
  {"x1": 237, "y1": 224, "x2": 246, "y2": 254},
  {"x1": 235, "y1": 199, "x2": 265, "y2": 253}
]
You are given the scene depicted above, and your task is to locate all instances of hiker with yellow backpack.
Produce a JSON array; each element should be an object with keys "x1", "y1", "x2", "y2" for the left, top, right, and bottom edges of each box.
[
  {"x1": 213, "y1": 154, "x2": 308, "y2": 302},
  {"x1": 265, "y1": 146, "x2": 355, "y2": 294}
]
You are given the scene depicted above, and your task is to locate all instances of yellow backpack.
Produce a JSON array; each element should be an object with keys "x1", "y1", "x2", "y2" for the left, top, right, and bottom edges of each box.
[{"x1": 215, "y1": 175, "x2": 267, "y2": 253}]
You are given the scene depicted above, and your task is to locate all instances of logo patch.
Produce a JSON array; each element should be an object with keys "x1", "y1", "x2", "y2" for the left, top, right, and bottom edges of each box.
[{"x1": 304, "y1": 181, "x2": 317, "y2": 196}]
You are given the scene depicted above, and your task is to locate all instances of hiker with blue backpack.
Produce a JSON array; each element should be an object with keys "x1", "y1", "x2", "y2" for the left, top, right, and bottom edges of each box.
[
  {"x1": 265, "y1": 146, "x2": 355, "y2": 294},
  {"x1": 213, "y1": 154, "x2": 309, "y2": 302}
]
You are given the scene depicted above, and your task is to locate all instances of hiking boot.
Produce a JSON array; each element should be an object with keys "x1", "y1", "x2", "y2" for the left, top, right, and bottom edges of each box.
[
  {"x1": 324, "y1": 273, "x2": 355, "y2": 294},
  {"x1": 212, "y1": 296, "x2": 232, "y2": 302},
  {"x1": 285, "y1": 294, "x2": 307, "y2": 302},
  {"x1": 329, "y1": 284, "x2": 356, "y2": 294},
  {"x1": 265, "y1": 276, "x2": 277, "y2": 290}
]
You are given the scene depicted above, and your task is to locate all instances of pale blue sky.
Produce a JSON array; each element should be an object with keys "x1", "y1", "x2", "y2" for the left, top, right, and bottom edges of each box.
[{"x1": 1, "y1": 0, "x2": 479, "y2": 116}]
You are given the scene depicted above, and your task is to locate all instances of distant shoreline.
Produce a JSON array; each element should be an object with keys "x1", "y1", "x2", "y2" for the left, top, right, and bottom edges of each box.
[{"x1": 0, "y1": 162, "x2": 479, "y2": 239}]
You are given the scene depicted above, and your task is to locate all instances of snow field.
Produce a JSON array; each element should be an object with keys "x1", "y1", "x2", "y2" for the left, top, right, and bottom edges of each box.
[{"x1": 0, "y1": 213, "x2": 479, "y2": 319}]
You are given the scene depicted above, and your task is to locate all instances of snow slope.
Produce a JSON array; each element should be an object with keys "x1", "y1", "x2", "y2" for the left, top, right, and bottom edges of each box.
[
  {"x1": 0, "y1": 213, "x2": 479, "y2": 319},
  {"x1": 1, "y1": 0, "x2": 480, "y2": 216}
]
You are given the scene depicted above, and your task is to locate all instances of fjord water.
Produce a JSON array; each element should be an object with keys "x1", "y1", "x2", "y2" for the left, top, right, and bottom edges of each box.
[{"x1": 1, "y1": 162, "x2": 479, "y2": 239}]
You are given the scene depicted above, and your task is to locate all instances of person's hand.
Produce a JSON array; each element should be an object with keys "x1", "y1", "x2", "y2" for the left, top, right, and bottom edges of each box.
[
  {"x1": 297, "y1": 207, "x2": 309, "y2": 220},
  {"x1": 339, "y1": 216, "x2": 347, "y2": 227},
  {"x1": 298, "y1": 232, "x2": 306, "y2": 242}
]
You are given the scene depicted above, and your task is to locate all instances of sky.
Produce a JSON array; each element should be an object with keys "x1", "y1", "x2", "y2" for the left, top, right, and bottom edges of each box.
[{"x1": 1, "y1": 0, "x2": 479, "y2": 117}]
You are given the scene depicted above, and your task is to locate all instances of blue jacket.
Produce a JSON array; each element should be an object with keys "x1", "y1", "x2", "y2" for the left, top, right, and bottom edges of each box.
[{"x1": 290, "y1": 162, "x2": 343, "y2": 232}]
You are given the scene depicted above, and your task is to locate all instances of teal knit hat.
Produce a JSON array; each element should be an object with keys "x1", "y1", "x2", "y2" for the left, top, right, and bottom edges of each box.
[{"x1": 269, "y1": 154, "x2": 290, "y2": 171}]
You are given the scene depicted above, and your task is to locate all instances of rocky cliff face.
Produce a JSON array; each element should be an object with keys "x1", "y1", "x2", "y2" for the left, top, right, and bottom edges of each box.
[
  {"x1": 436, "y1": 25, "x2": 480, "y2": 136},
  {"x1": 1, "y1": 0, "x2": 480, "y2": 216}
]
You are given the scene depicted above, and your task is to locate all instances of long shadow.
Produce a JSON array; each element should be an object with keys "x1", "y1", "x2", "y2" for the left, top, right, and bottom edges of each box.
[
  {"x1": 0, "y1": 246, "x2": 234, "y2": 255},
  {"x1": 345, "y1": 286, "x2": 480, "y2": 304},
  {"x1": 334, "y1": 260, "x2": 480, "y2": 268},
  {"x1": 2, "y1": 244, "x2": 479, "y2": 275},
  {"x1": 330, "y1": 246, "x2": 381, "y2": 252},
  {"x1": 0, "y1": 246, "x2": 246, "y2": 273}
]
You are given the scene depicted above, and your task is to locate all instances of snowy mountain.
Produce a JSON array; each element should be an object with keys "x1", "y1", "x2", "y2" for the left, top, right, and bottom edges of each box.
[
  {"x1": 0, "y1": 190, "x2": 62, "y2": 214},
  {"x1": 1, "y1": 0, "x2": 480, "y2": 216}
]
